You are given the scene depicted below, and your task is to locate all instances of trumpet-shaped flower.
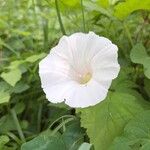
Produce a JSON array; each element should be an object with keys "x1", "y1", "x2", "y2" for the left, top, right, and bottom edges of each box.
[{"x1": 39, "y1": 32, "x2": 120, "y2": 108}]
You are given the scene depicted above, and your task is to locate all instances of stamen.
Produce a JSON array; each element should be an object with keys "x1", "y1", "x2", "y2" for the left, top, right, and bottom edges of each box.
[{"x1": 80, "y1": 73, "x2": 92, "y2": 84}]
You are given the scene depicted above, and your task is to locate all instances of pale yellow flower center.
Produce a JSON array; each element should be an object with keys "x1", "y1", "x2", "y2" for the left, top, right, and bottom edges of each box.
[{"x1": 80, "y1": 73, "x2": 92, "y2": 84}]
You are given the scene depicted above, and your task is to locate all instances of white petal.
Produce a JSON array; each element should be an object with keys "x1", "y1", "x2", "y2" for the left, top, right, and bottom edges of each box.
[
  {"x1": 91, "y1": 44, "x2": 120, "y2": 81},
  {"x1": 42, "y1": 81, "x2": 77, "y2": 103},
  {"x1": 65, "y1": 79, "x2": 108, "y2": 108},
  {"x1": 39, "y1": 53, "x2": 71, "y2": 89}
]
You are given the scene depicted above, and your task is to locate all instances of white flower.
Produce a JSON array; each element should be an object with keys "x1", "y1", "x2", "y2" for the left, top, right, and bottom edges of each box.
[{"x1": 39, "y1": 32, "x2": 120, "y2": 108}]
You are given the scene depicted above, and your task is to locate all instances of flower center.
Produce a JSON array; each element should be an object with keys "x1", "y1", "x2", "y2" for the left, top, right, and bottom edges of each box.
[{"x1": 80, "y1": 73, "x2": 92, "y2": 84}]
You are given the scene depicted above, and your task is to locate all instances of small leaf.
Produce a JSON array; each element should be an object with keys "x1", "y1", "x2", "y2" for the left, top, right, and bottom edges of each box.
[
  {"x1": 0, "y1": 91, "x2": 10, "y2": 104},
  {"x1": 1, "y1": 69, "x2": 22, "y2": 87},
  {"x1": 143, "y1": 57, "x2": 150, "y2": 79},
  {"x1": 12, "y1": 82, "x2": 29, "y2": 94},
  {"x1": 0, "y1": 135, "x2": 9, "y2": 149},
  {"x1": 25, "y1": 53, "x2": 46, "y2": 63},
  {"x1": 130, "y1": 43, "x2": 148, "y2": 64},
  {"x1": 130, "y1": 43, "x2": 150, "y2": 79}
]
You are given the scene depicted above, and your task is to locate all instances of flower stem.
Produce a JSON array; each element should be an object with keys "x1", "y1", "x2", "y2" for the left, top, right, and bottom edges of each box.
[
  {"x1": 37, "y1": 103, "x2": 43, "y2": 133},
  {"x1": 123, "y1": 23, "x2": 134, "y2": 47},
  {"x1": 55, "y1": 0, "x2": 66, "y2": 35},
  {"x1": 81, "y1": 0, "x2": 86, "y2": 32},
  {"x1": 10, "y1": 109, "x2": 26, "y2": 142}
]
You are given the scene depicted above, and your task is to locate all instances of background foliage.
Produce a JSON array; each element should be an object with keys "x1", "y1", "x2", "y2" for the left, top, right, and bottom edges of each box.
[{"x1": 0, "y1": 0, "x2": 150, "y2": 149}]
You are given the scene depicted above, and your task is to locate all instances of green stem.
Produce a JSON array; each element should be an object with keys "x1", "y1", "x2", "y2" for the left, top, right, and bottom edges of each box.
[
  {"x1": 81, "y1": 0, "x2": 86, "y2": 32},
  {"x1": 37, "y1": 103, "x2": 43, "y2": 133},
  {"x1": 51, "y1": 118, "x2": 75, "y2": 135},
  {"x1": 49, "y1": 115, "x2": 75, "y2": 129},
  {"x1": 55, "y1": 0, "x2": 66, "y2": 35},
  {"x1": 10, "y1": 109, "x2": 26, "y2": 142},
  {"x1": 123, "y1": 23, "x2": 134, "y2": 47}
]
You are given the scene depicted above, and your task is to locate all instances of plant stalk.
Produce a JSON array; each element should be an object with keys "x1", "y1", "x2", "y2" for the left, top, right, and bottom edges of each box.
[
  {"x1": 10, "y1": 109, "x2": 26, "y2": 142},
  {"x1": 55, "y1": 0, "x2": 66, "y2": 35}
]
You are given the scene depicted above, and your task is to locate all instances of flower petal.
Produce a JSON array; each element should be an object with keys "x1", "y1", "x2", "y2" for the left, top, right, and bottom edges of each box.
[
  {"x1": 39, "y1": 53, "x2": 71, "y2": 88},
  {"x1": 65, "y1": 79, "x2": 108, "y2": 108},
  {"x1": 42, "y1": 81, "x2": 77, "y2": 103}
]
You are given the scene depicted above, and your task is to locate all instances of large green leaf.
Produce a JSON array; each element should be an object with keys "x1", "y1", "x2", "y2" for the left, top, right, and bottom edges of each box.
[
  {"x1": 109, "y1": 110, "x2": 150, "y2": 150},
  {"x1": 21, "y1": 130, "x2": 66, "y2": 150},
  {"x1": 21, "y1": 120, "x2": 84, "y2": 150},
  {"x1": 1, "y1": 69, "x2": 22, "y2": 87},
  {"x1": 79, "y1": 92, "x2": 149, "y2": 150},
  {"x1": 114, "y1": 0, "x2": 150, "y2": 19}
]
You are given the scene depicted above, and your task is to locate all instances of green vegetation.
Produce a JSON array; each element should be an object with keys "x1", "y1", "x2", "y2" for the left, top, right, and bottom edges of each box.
[{"x1": 0, "y1": 0, "x2": 150, "y2": 149}]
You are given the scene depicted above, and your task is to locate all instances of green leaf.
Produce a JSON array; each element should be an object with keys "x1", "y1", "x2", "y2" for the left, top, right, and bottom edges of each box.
[
  {"x1": 84, "y1": 1, "x2": 112, "y2": 18},
  {"x1": 21, "y1": 130, "x2": 66, "y2": 150},
  {"x1": 25, "y1": 53, "x2": 46, "y2": 63},
  {"x1": 130, "y1": 43, "x2": 148, "y2": 64},
  {"x1": 8, "y1": 60, "x2": 24, "y2": 70},
  {"x1": 0, "y1": 91, "x2": 10, "y2": 104},
  {"x1": 130, "y1": 43, "x2": 150, "y2": 79},
  {"x1": 97, "y1": 0, "x2": 109, "y2": 8},
  {"x1": 79, "y1": 92, "x2": 149, "y2": 150},
  {"x1": 0, "y1": 114, "x2": 27, "y2": 133},
  {"x1": 0, "y1": 135, "x2": 9, "y2": 149},
  {"x1": 61, "y1": 0, "x2": 79, "y2": 7},
  {"x1": 1, "y1": 69, "x2": 22, "y2": 87},
  {"x1": 114, "y1": 0, "x2": 150, "y2": 19},
  {"x1": 109, "y1": 110, "x2": 150, "y2": 150},
  {"x1": 143, "y1": 57, "x2": 150, "y2": 79},
  {"x1": 12, "y1": 82, "x2": 29, "y2": 94},
  {"x1": 22, "y1": 120, "x2": 84, "y2": 150}
]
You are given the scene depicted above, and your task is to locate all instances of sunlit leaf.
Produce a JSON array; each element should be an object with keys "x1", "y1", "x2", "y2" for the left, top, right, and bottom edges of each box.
[
  {"x1": 1, "y1": 69, "x2": 22, "y2": 87},
  {"x1": 79, "y1": 92, "x2": 149, "y2": 150},
  {"x1": 0, "y1": 135, "x2": 9, "y2": 149},
  {"x1": 109, "y1": 110, "x2": 150, "y2": 149},
  {"x1": 114, "y1": 0, "x2": 150, "y2": 19},
  {"x1": 0, "y1": 91, "x2": 10, "y2": 104},
  {"x1": 25, "y1": 53, "x2": 46, "y2": 63}
]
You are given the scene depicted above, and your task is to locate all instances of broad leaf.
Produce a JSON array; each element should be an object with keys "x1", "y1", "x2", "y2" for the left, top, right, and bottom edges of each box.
[
  {"x1": 21, "y1": 120, "x2": 84, "y2": 150},
  {"x1": 79, "y1": 92, "x2": 149, "y2": 150},
  {"x1": 114, "y1": 0, "x2": 150, "y2": 19},
  {"x1": 21, "y1": 130, "x2": 66, "y2": 150},
  {"x1": 109, "y1": 110, "x2": 150, "y2": 150}
]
